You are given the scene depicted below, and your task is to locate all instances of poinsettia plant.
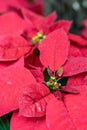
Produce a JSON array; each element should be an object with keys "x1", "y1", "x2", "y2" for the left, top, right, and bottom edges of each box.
[{"x1": 0, "y1": 1, "x2": 87, "y2": 130}]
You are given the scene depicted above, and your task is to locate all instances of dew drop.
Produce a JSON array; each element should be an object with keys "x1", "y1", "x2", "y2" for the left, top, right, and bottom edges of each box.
[
  {"x1": 47, "y1": 122, "x2": 50, "y2": 128},
  {"x1": 36, "y1": 103, "x2": 42, "y2": 112},
  {"x1": 7, "y1": 81, "x2": 12, "y2": 85},
  {"x1": 73, "y1": 105, "x2": 78, "y2": 110}
]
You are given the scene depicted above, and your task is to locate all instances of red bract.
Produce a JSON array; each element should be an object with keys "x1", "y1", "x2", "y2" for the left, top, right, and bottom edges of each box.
[
  {"x1": 81, "y1": 28, "x2": 87, "y2": 39},
  {"x1": 65, "y1": 89, "x2": 87, "y2": 129},
  {"x1": 39, "y1": 28, "x2": 69, "y2": 71},
  {"x1": 68, "y1": 43, "x2": 82, "y2": 57},
  {"x1": 0, "y1": 35, "x2": 31, "y2": 61},
  {"x1": 30, "y1": 68, "x2": 44, "y2": 82},
  {"x1": 25, "y1": 48, "x2": 43, "y2": 68},
  {"x1": 10, "y1": 83, "x2": 87, "y2": 130},
  {"x1": 63, "y1": 57, "x2": 87, "y2": 76},
  {"x1": 79, "y1": 46, "x2": 87, "y2": 57},
  {"x1": 0, "y1": 12, "x2": 28, "y2": 35},
  {"x1": 67, "y1": 73, "x2": 87, "y2": 86},
  {"x1": 17, "y1": 0, "x2": 44, "y2": 15},
  {"x1": 22, "y1": 8, "x2": 71, "y2": 40},
  {"x1": 68, "y1": 33, "x2": 87, "y2": 46},
  {"x1": 49, "y1": 20, "x2": 72, "y2": 33},
  {"x1": 0, "y1": 0, "x2": 19, "y2": 13},
  {"x1": 68, "y1": 33, "x2": 87, "y2": 57},
  {"x1": 46, "y1": 97, "x2": 76, "y2": 130},
  {"x1": 34, "y1": 73, "x2": 87, "y2": 129},
  {"x1": 22, "y1": 8, "x2": 56, "y2": 33},
  {"x1": 80, "y1": 19, "x2": 87, "y2": 39},
  {"x1": 19, "y1": 83, "x2": 51, "y2": 117},
  {"x1": 0, "y1": 58, "x2": 36, "y2": 116},
  {"x1": 0, "y1": 0, "x2": 44, "y2": 15},
  {"x1": 22, "y1": 8, "x2": 44, "y2": 31},
  {"x1": 10, "y1": 111, "x2": 48, "y2": 130}
]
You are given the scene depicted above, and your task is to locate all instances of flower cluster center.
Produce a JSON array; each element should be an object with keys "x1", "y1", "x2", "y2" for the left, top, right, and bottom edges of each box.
[
  {"x1": 32, "y1": 32, "x2": 46, "y2": 45},
  {"x1": 46, "y1": 76, "x2": 61, "y2": 90}
]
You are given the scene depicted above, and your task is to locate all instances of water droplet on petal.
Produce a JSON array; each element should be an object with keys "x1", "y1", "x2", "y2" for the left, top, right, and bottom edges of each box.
[
  {"x1": 36, "y1": 103, "x2": 42, "y2": 112},
  {"x1": 47, "y1": 122, "x2": 50, "y2": 128},
  {"x1": 7, "y1": 81, "x2": 12, "y2": 85}
]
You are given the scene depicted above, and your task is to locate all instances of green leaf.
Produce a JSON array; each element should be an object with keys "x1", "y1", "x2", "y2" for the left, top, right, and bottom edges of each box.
[
  {"x1": 58, "y1": 77, "x2": 68, "y2": 86},
  {"x1": 44, "y1": 69, "x2": 50, "y2": 82},
  {"x1": 0, "y1": 113, "x2": 12, "y2": 130}
]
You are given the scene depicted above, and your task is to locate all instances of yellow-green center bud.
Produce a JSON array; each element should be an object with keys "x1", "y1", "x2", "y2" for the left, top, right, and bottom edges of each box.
[
  {"x1": 46, "y1": 76, "x2": 61, "y2": 90},
  {"x1": 32, "y1": 32, "x2": 46, "y2": 45}
]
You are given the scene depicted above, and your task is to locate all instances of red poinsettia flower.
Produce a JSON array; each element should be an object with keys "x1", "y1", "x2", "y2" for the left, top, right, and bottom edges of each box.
[
  {"x1": 9, "y1": 53, "x2": 87, "y2": 129},
  {"x1": 10, "y1": 69, "x2": 87, "y2": 130},
  {"x1": 16, "y1": 9, "x2": 72, "y2": 71},
  {"x1": 21, "y1": 8, "x2": 72, "y2": 44},
  {"x1": 24, "y1": 28, "x2": 71, "y2": 70},
  {"x1": 9, "y1": 65, "x2": 78, "y2": 130},
  {"x1": 0, "y1": 0, "x2": 44, "y2": 15}
]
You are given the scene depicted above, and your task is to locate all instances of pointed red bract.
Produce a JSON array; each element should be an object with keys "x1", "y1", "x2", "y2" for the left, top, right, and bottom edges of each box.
[
  {"x1": 49, "y1": 20, "x2": 72, "y2": 33},
  {"x1": 63, "y1": 57, "x2": 87, "y2": 76},
  {"x1": 0, "y1": 59, "x2": 36, "y2": 116},
  {"x1": 22, "y1": 8, "x2": 44, "y2": 30},
  {"x1": 19, "y1": 83, "x2": 51, "y2": 117},
  {"x1": 68, "y1": 33, "x2": 87, "y2": 46},
  {"x1": 39, "y1": 28, "x2": 69, "y2": 71},
  {"x1": 46, "y1": 97, "x2": 76, "y2": 130},
  {"x1": 25, "y1": 48, "x2": 43, "y2": 68},
  {"x1": 10, "y1": 111, "x2": 36, "y2": 130},
  {"x1": 10, "y1": 111, "x2": 48, "y2": 130},
  {"x1": 0, "y1": 1, "x2": 8, "y2": 12},
  {"x1": 67, "y1": 73, "x2": 87, "y2": 86},
  {"x1": 0, "y1": 12, "x2": 27, "y2": 35},
  {"x1": 30, "y1": 68, "x2": 44, "y2": 83},
  {"x1": 0, "y1": 35, "x2": 31, "y2": 61},
  {"x1": 69, "y1": 43, "x2": 82, "y2": 57},
  {"x1": 65, "y1": 93, "x2": 87, "y2": 129},
  {"x1": 79, "y1": 46, "x2": 87, "y2": 57},
  {"x1": 45, "y1": 12, "x2": 57, "y2": 25},
  {"x1": 65, "y1": 82, "x2": 87, "y2": 129}
]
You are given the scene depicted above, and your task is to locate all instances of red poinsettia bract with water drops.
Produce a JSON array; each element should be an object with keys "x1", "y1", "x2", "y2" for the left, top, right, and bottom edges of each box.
[{"x1": 8, "y1": 28, "x2": 87, "y2": 130}]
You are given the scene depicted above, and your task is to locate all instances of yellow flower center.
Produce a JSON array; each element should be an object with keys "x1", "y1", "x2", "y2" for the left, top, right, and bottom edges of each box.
[
  {"x1": 46, "y1": 76, "x2": 61, "y2": 90},
  {"x1": 32, "y1": 32, "x2": 46, "y2": 45}
]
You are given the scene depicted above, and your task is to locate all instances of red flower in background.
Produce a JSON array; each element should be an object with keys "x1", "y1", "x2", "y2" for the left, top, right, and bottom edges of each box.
[
  {"x1": 0, "y1": 0, "x2": 44, "y2": 15},
  {"x1": 21, "y1": 8, "x2": 72, "y2": 40}
]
